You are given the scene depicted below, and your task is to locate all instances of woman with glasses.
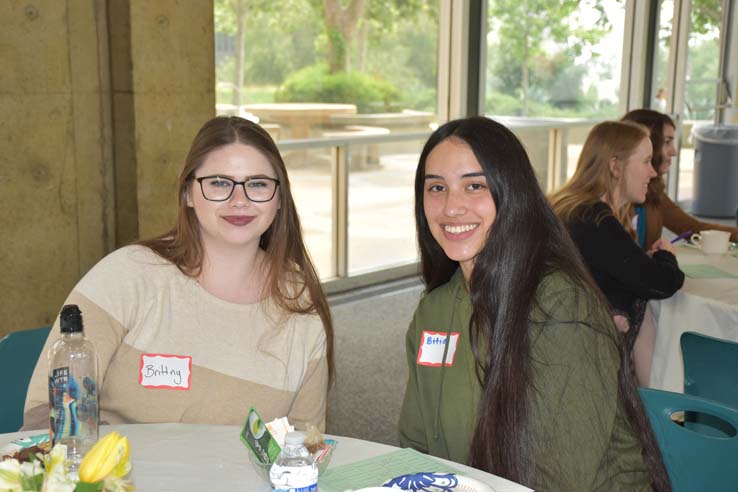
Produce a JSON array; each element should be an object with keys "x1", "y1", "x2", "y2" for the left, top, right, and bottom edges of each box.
[
  {"x1": 24, "y1": 116, "x2": 332, "y2": 431},
  {"x1": 399, "y1": 117, "x2": 669, "y2": 491}
]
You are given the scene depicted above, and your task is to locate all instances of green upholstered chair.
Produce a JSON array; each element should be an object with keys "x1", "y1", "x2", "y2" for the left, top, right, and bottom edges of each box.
[
  {"x1": 639, "y1": 388, "x2": 738, "y2": 492},
  {"x1": 681, "y1": 331, "x2": 738, "y2": 408},
  {"x1": 0, "y1": 326, "x2": 50, "y2": 433}
]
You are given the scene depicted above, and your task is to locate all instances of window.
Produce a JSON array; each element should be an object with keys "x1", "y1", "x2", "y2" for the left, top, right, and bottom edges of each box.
[
  {"x1": 214, "y1": 0, "x2": 639, "y2": 287},
  {"x1": 214, "y1": 0, "x2": 439, "y2": 281},
  {"x1": 484, "y1": 0, "x2": 626, "y2": 188},
  {"x1": 649, "y1": 0, "x2": 673, "y2": 114},
  {"x1": 678, "y1": 0, "x2": 723, "y2": 202},
  {"x1": 649, "y1": 0, "x2": 725, "y2": 202}
]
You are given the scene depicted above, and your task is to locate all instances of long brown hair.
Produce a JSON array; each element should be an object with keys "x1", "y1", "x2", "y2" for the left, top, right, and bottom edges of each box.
[
  {"x1": 549, "y1": 120, "x2": 650, "y2": 237},
  {"x1": 415, "y1": 117, "x2": 669, "y2": 490},
  {"x1": 622, "y1": 109, "x2": 676, "y2": 206},
  {"x1": 138, "y1": 116, "x2": 334, "y2": 381}
]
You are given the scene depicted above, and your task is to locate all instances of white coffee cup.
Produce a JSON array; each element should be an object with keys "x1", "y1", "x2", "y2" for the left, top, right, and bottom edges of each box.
[{"x1": 690, "y1": 230, "x2": 730, "y2": 254}]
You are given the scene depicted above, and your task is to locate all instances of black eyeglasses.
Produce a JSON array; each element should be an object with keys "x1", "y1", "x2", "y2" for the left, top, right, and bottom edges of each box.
[{"x1": 194, "y1": 175, "x2": 280, "y2": 202}]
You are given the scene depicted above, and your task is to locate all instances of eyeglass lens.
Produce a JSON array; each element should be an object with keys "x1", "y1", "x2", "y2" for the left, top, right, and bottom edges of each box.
[{"x1": 199, "y1": 176, "x2": 278, "y2": 202}]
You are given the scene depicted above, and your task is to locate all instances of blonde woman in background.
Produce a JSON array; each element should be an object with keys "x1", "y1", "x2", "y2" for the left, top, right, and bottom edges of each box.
[{"x1": 550, "y1": 120, "x2": 684, "y2": 385}]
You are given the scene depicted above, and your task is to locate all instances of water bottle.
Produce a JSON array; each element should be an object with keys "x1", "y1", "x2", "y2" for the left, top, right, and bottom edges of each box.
[
  {"x1": 48, "y1": 305, "x2": 99, "y2": 469},
  {"x1": 269, "y1": 431, "x2": 318, "y2": 492}
]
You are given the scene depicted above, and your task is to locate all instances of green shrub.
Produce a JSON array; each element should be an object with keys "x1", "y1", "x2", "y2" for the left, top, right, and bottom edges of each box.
[{"x1": 275, "y1": 65, "x2": 401, "y2": 113}]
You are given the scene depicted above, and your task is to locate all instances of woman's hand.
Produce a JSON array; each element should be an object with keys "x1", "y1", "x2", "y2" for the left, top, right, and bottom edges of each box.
[{"x1": 648, "y1": 237, "x2": 676, "y2": 256}]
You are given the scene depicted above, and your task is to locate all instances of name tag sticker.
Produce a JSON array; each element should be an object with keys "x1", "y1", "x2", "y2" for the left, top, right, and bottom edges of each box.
[
  {"x1": 139, "y1": 354, "x2": 192, "y2": 390},
  {"x1": 417, "y1": 331, "x2": 460, "y2": 367}
]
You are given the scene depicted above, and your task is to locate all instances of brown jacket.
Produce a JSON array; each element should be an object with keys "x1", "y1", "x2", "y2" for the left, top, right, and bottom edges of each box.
[{"x1": 644, "y1": 192, "x2": 738, "y2": 250}]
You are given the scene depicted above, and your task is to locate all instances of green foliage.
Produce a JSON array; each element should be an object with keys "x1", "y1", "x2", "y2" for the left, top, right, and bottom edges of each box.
[
  {"x1": 357, "y1": 3, "x2": 438, "y2": 111},
  {"x1": 275, "y1": 64, "x2": 401, "y2": 113},
  {"x1": 486, "y1": 90, "x2": 618, "y2": 119},
  {"x1": 685, "y1": 37, "x2": 721, "y2": 120},
  {"x1": 487, "y1": 0, "x2": 617, "y2": 117},
  {"x1": 215, "y1": 0, "x2": 321, "y2": 86},
  {"x1": 327, "y1": 27, "x2": 348, "y2": 72},
  {"x1": 691, "y1": 0, "x2": 722, "y2": 35},
  {"x1": 215, "y1": 0, "x2": 438, "y2": 113}
]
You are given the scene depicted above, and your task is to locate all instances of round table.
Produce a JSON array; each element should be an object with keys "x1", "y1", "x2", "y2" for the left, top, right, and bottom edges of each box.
[
  {"x1": 650, "y1": 244, "x2": 738, "y2": 391},
  {"x1": 1, "y1": 424, "x2": 530, "y2": 492}
]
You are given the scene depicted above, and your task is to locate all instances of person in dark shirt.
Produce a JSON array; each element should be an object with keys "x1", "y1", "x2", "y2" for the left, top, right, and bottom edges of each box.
[{"x1": 550, "y1": 120, "x2": 684, "y2": 385}]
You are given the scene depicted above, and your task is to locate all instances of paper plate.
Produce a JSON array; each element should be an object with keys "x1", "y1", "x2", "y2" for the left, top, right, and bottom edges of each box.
[{"x1": 382, "y1": 472, "x2": 494, "y2": 492}]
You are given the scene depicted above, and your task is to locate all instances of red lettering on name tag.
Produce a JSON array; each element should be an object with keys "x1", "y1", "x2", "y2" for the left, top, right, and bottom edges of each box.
[
  {"x1": 417, "y1": 331, "x2": 460, "y2": 367},
  {"x1": 139, "y1": 353, "x2": 192, "y2": 390}
]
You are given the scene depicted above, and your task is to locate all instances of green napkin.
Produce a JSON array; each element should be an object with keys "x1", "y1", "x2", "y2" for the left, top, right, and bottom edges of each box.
[
  {"x1": 318, "y1": 448, "x2": 463, "y2": 492},
  {"x1": 681, "y1": 264, "x2": 738, "y2": 279}
]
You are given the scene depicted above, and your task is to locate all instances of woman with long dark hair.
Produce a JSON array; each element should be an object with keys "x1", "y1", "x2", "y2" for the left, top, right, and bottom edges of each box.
[
  {"x1": 24, "y1": 116, "x2": 332, "y2": 430},
  {"x1": 399, "y1": 117, "x2": 669, "y2": 491},
  {"x1": 622, "y1": 109, "x2": 738, "y2": 250}
]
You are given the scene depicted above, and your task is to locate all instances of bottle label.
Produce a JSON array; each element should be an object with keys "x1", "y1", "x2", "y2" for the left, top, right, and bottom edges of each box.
[
  {"x1": 271, "y1": 485, "x2": 317, "y2": 492},
  {"x1": 49, "y1": 367, "x2": 98, "y2": 445}
]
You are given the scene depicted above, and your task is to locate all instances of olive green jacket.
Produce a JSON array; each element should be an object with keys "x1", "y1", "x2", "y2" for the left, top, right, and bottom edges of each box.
[{"x1": 398, "y1": 269, "x2": 651, "y2": 491}]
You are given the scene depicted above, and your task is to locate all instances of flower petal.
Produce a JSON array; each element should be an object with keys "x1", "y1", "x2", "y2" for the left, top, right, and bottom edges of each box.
[{"x1": 79, "y1": 433, "x2": 121, "y2": 483}]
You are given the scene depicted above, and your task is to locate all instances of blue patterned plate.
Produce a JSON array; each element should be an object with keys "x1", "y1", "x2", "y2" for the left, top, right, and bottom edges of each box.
[{"x1": 382, "y1": 472, "x2": 494, "y2": 492}]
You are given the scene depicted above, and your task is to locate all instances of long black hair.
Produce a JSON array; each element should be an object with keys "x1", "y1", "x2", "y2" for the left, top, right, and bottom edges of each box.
[{"x1": 414, "y1": 117, "x2": 669, "y2": 490}]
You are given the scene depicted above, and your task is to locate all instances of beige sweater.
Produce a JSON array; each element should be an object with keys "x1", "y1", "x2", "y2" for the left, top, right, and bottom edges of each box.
[{"x1": 24, "y1": 246, "x2": 328, "y2": 431}]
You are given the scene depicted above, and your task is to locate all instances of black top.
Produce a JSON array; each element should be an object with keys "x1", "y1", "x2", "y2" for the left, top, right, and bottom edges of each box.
[{"x1": 566, "y1": 201, "x2": 684, "y2": 320}]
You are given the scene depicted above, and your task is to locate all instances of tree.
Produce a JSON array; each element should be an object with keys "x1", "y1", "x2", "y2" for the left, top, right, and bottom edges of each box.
[
  {"x1": 488, "y1": 0, "x2": 612, "y2": 116},
  {"x1": 215, "y1": 0, "x2": 260, "y2": 106},
  {"x1": 322, "y1": 0, "x2": 366, "y2": 73},
  {"x1": 214, "y1": 0, "x2": 321, "y2": 101},
  {"x1": 309, "y1": 0, "x2": 434, "y2": 73},
  {"x1": 691, "y1": 0, "x2": 722, "y2": 36},
  {"x1": 214, "y1": 0, "x2": 438, "y2": 111}
]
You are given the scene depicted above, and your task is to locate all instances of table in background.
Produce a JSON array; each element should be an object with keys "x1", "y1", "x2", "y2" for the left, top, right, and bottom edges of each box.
[
  {"x1": 0, "y1": 424, "x2": 530, "y2": 492},
  {"x1": 650, "y1": 245, "x2": 738, "y2": 392},
  {"x1": 243, "y1": 103, "x2": 357, "y2": 140}
]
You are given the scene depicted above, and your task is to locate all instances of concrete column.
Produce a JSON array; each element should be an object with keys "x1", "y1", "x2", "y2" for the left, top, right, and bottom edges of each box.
[
  {"x1": 1, "y1": 0, "x2": 215, "y2": 335},
  {"x1": 0, "y1": 0, "x2": 113, "y2": 331},
  {"x1": 112, "y1": 0, "x2": 215, "y2": 243}
]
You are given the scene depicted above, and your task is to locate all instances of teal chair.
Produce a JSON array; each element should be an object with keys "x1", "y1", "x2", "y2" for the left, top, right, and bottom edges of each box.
[
  {"x1": 681, "y1": 331, "x2": 738, "y2": 409},
  {"x1": 0, "y1": 326, "x2": 51, "y2": 433},
  {"x1": 639, "y1": 388, "x2": 738, "y2": 492}
]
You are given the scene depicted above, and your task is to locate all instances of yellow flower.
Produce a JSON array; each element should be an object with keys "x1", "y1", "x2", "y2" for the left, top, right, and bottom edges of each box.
[{"x1": 78, "y1": 433, "x2": 130, "y2": 484}]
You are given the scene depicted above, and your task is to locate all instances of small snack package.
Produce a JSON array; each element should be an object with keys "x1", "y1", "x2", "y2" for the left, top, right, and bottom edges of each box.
[
  {"x1": 239, "y1": 409, "x2": 337, "y2": 478},
  {"x1": 240, "y1": 407, "x2": 281, "y2": 465},
  {"x1": 304, "y1": 423, "x2": 336, "y2": 469},
  {"x1": 265, "y1": 416, "x2": 294, "y2": 447}
]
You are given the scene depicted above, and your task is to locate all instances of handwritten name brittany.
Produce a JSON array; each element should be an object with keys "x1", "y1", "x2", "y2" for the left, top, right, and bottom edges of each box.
[{"x1": 143, "y1": 364, "x2": 183, "y2": 385}]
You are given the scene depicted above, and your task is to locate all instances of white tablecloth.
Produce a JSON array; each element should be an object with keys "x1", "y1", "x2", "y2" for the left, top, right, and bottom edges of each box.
[
  {"x1": 650, "y1": 245, "x2": 738, "y2": 392},
  {"x1": 0, "y1": 424, "x2": 531, "y2": 492}
]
